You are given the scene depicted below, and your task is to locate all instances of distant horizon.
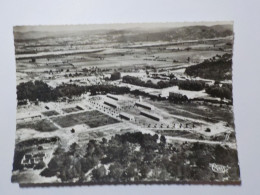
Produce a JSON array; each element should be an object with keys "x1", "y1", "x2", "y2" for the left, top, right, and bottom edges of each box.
[{"x1": 14, "y1": 21, "x2": 233, "y2": 33}]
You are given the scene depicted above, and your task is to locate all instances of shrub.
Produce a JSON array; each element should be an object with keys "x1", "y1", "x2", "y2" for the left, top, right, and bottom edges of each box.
[
  {"x1": 92, "y1": 165, "x2": 107, "y2": 180},
  {"x1": 110, "y1": 71, "x2": 121, "y2": 80},
  {"x1": 34, "y1": 161, "x2": 46, "y2": 170},
  {"x1": 205, "y1": 128, "x2": 211, "y2": 132}
]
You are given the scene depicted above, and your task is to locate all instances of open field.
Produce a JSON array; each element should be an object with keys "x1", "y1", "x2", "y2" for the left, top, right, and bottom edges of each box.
[
  {"x1": 143, "y1": 96, "x2": 234, "y2": 126},
  {"x1": 15, "y1": 49, "x2": 229, "y2": 73},
  {"x1": 51, "y1": 110, "x2": 120, "y2": 128},
  {"x1": 17, "y1": 119, "x2": 58, "y2": 132}
]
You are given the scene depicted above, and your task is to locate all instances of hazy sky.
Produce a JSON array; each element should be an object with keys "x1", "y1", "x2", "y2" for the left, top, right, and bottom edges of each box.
[{"x1": 14, "y1": 21, "x2": 233, "y2": 33}]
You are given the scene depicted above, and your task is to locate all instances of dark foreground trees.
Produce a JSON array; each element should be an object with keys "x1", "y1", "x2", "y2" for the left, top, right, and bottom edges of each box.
[{"x1": 40, "y1": 132, "x2": 240, "y2": 183}]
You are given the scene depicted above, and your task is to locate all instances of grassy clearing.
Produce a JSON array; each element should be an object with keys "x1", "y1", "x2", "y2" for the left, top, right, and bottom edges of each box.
[
  {"x1": 62, "y1": 107, "x2": 81, "y2": 113},
  {"x1": 51, "y1": 110, "x2": 119, "y2": 128},
  {"x1": 17, "y1": 119, "x2": 58, "y2": 132},
  {"x1": 156, "y1": 129, "x2": 236, "y2": 143},
  {"x1": 42, "y1": 110, "x2": 59, "y2": 117},
  {"x1": 174, "y1": 103, "x2": 234, "y2": 125},
  {"x1": 143, "y1": 97, "x2": 234, "y2": 125}
]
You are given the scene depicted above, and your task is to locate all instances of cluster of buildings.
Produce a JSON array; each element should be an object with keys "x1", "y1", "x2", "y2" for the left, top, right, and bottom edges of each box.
[{"x1": 102, "y1": 94, "x2": 163, "y2": 122}]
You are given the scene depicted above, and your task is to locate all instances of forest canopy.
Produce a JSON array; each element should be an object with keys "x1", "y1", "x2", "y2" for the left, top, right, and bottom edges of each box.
[
  {"x1": 39, "y1": 132, "x2": 240, "y2": 183},
  {"x1": 17, "y1": 81, "x2": 130, "y2": 103},
  {"x1": 185, "y1": 53, "x2": 232, "y2": 81},
  {"x1": 122, "y1": 75, "x2": 205, "y2": 91}
]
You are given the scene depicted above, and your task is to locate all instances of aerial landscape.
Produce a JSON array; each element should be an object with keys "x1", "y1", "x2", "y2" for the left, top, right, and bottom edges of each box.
[{"x1": 12, "y1": 22, "x2": 240, "y2": 185}]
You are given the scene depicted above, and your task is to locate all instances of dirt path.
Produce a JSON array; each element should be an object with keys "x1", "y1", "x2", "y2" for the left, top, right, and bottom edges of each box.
[{"x1": 166, "y1": 135, "x2": 237, "y2": 149}]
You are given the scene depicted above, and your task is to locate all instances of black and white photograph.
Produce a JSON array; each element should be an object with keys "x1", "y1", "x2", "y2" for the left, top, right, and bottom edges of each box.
[{"x1": 12, "y1": 22, "x2": 240, "y2": 185}]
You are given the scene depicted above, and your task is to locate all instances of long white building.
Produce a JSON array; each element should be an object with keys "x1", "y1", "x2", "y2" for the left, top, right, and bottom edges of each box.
[
  {"x1": 135, "y1": 102, "x2": 154, "y2": 110},
  {"x1": 119, "y1": 112, "x2": 135, "y2": 121}
]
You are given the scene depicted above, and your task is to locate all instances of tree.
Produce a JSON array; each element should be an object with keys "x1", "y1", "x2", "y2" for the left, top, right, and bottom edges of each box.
[
  {"x1": 108, "y1": 162, "x2": 124, "y2": 181},
  {"x1": 17, "y1": 80, "x2": 53, "y2": 102},
  {"x1": 185, "y1": 54, "x2": 232, "y2": 80},
  {"x1": 124, "y1": 163, "x2": 138, "y2": 179},
  {"x1": 160, "y1": 135, "x2": 166, "y2": 145},
  {"x1": 92, "y1": 165, "x2": 106, "y2": 180},
  {"x1": 110, "y1": 71, "x2": 121, "y2": 80},
  {"x1": 139, "y1": 165, "x2": 150, "y2": 178},
  {"x1": 205, "y1": 128, "x2": 211, "y2": 132},
  {"x1": 157, "y1": 81, "x2": 168, "y2": 88},
  {"x1": 34, "y1": 161, "x2": 46, "y2": 170}
]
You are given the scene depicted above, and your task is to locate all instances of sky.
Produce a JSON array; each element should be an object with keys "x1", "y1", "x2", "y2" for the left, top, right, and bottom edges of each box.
[{"x1": 14, "y1": 21, "x2": 233, "y2": 33}]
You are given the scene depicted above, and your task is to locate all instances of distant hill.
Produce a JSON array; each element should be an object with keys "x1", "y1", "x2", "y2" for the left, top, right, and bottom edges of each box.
[
  {"x1": 14, "y1": 24, "x2": 233, "y2": 42},
  {"x1": 13, "y1": 29, "x2": 111, "y2": 41},
  {"x1": 115, "y1": 25, "x2": 233, "y2": 42},
  {"x1": 14, "y1": 31, "x2": 58, "y2": 41}
]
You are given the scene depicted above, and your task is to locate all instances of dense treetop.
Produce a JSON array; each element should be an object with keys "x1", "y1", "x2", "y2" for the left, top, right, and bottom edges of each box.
[
  {"x1": 185, "y1": 53, "x2": 232, "y2": 81},
  {"x1": 37, "y1": 132, "x2": 240, "y2": 183}
]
